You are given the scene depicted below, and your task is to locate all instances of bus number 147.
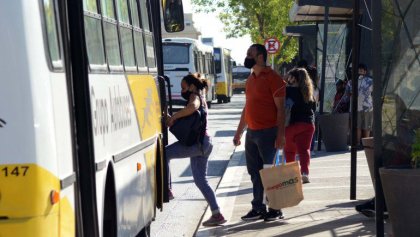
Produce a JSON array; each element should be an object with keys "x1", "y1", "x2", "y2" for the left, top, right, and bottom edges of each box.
[{"x1": 1, "y1": 166, "x2": 29, "y2": 177}]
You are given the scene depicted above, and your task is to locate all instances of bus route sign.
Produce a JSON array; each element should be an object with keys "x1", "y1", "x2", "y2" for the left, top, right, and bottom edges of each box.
[{"x1": 264, "y1": 37, "x2": 280, "y2": 54}]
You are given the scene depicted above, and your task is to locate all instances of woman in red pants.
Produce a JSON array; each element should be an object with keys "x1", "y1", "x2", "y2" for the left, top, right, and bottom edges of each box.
[{"x1": 285, "y1": 68, "x2": 316, "y2": 183}]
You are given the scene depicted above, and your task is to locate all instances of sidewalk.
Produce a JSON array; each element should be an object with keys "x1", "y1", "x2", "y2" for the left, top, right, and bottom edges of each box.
[{"x1": 196, "y1": 143, "x2": 392, "y2": 236}]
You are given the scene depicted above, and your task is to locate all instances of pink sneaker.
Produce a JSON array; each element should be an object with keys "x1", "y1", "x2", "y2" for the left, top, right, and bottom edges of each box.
[{"x1": 202, "y1": 213, "x2": 227, "y2": 226}]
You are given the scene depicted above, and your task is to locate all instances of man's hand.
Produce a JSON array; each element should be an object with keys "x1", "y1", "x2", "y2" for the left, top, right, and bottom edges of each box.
[
  {"x1": 233, "y1": 132, "x2": 242, "y2": 146},
  {"x1": 275, "y1": 134, "x2": 285, "y2": 149}
]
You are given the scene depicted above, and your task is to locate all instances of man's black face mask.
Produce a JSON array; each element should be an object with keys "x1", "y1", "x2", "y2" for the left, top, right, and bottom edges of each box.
[{"x1": 244, "y1": 57, "x2": 256, "y2": 69}]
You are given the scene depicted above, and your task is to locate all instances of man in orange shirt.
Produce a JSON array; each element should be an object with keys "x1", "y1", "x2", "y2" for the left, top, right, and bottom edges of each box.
[{"x1": 233, "y1": 44, "x2": 286, "y2": 221}]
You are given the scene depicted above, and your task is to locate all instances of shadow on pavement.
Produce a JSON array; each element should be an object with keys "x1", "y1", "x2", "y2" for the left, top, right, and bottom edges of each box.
[
  {"x1": 202, "y1": 220, "x2": 286, "y2": 235},
  {"x1": 198, "y1": 214, "x2": 378, "y2": 237},
  {"x1": 272, "y1": 215, "x2": 377, "y2": 237},
  {"x1": 214, "y1": 130, "x2": 236, "y2": 137},
  {"x1": 180, "y1": 160, "x2": 229, "y2": 177},
  {"x1": 216, "y1": 187, "x2": 252, "y2": 197}
]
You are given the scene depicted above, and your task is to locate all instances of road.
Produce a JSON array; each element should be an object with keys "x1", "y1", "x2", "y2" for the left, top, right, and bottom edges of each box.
[{"x1": 150, "y1": 94, "x2": 245, "y2": 237}]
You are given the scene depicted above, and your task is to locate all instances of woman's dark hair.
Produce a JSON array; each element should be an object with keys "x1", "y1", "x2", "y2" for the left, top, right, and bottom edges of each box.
[
  {"x1": 297, "y1": 59, "x2": 308, "y2": 68},
  {"x1": 182, "y1": 73, "x2": 208, "y2": 91},
  {"x1": 358, "y1": 63, "x2": 368, "y2": 71}
]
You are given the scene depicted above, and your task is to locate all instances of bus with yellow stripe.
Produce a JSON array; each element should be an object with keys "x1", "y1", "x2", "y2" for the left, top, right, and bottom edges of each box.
[
  {"x1": 0, "y1": 0, "x2": 183, "y2": 236},
  {"x1": 214, "y1": 47, "x2": 233, "y2": 103}
]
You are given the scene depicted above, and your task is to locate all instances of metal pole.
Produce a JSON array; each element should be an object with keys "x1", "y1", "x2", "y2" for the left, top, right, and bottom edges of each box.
[
  {"x1": 372, "y1": 0, "x2": 385, "y2": 235},
  {"x1": 271, "y1": 54, "x2": 274, "y2": 69},
  {"x1": 316, "y1": 22, "x2": 322, "y2": 151},
  {"x1": 350, "y1": 0, "x2": 361, "y2": 200},
  {"x1": 318, "y1": 3, "x2": 329, "y2": 115}
]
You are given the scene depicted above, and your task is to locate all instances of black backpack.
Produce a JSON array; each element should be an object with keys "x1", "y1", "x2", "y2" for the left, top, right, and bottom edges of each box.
[{"x1": 169, "y1": 95, "x2": 205, "y2": 146}]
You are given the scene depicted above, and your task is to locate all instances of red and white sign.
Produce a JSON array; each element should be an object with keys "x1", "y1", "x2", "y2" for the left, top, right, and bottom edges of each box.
[{"x1": 264, "y1": 37, "x2": 280, "y2": 54}]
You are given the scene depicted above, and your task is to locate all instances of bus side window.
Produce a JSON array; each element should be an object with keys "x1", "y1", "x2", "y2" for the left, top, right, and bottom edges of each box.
[
  {"x1": 102, "y1": 0, "x2": 123, "y2": 69},
  {"x1": 83, "y1": 0, "x2": 107, "y2": 68},
  {"x1": 117, "y1": 0, "x2": 136, "y2": 70},
  {"x1": 130, "y1": 0, "x2": 147, "y2": 70},
  {"x1": 139, "y1": 0, "x2": 156, "y2": 68},
  {"x1": 42, "y1": 0, "x2": 62, "y2": 69},
  {"x1": 194, "y1": 51, "x2": 198, "y2": 72}
]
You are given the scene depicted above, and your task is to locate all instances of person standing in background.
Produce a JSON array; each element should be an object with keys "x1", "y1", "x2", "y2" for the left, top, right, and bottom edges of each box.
[
  {"x1": 284, "y1": 68, "x2": 316, "y2": 183},
  {"x1": 233, "y1": 44, "x2": 286, "y2": 222},
  {"x1": 297, "y1": 60, "x2": 319, "y2": 154},
  {"x1": 345, "y1": 63, "x2": 373, "y2": 147}
]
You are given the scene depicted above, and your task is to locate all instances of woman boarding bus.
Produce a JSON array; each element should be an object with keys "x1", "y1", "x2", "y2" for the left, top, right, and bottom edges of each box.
[
  {"x1": 214, "y1": 47, "x2": 233, "y2": 103},
  {"x1": 0, "y1": 0, "x2": 183, "y2": 236},
  {"x1": 163, "y1": 38, "x2": 216, "y2": 108}
]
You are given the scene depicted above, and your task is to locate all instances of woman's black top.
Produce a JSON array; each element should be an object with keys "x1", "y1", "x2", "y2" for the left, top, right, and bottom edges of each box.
[{"x1": 286, "y1": 87, "x2": 316, "y2": 125}]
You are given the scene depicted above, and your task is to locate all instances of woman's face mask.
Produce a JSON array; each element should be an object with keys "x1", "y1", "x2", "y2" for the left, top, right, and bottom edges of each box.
[{"x1": 181, "y1": 90, "x2": 192, "y2": 100}]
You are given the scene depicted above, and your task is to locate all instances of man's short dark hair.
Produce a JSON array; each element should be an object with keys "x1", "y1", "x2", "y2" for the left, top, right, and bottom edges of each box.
[
  {"x1": 251, "y1": 44, "x2": 267, "y2": 62},
  {"x1": 358, "y1": 63, "x2": 368, "y2": 71}
]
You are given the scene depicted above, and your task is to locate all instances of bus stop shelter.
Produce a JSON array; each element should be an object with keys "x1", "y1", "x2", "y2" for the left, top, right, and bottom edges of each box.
[{"x1": 288, "y1": 0, "x2": 386, "y2": 236}]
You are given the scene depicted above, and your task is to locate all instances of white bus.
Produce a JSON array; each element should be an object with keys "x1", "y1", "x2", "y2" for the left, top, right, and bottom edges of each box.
[
  {"x1": 214, "y1": 47, "x2": 233, "y2": 103},
  {"x1": 163, "y1": 38, "x2": 216, "y2": 107},
  {"x1": 0, "y1": 0, "x2": 183, "y2": 236}
]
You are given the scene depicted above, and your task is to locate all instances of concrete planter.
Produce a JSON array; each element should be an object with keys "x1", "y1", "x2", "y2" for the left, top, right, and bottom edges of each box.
[
  {"x1": 362, "y1": 137, "x2": 375, "y2": 185},
  {"x1": 319, "y1": 113, "x2": 349, "y2": 152},
  {"x1": 379, "y1": 168, "x2": 420, "y2": 237}
]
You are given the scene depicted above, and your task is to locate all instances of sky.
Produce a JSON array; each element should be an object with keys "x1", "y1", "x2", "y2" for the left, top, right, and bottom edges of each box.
[{"x1": 182, "y1": 0, "x2": 252, "y2": 65}]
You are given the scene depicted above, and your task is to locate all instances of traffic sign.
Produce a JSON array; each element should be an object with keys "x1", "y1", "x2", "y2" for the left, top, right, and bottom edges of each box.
[{"x1": 264, "y1": 37, "x2": 280, "y2": 54}]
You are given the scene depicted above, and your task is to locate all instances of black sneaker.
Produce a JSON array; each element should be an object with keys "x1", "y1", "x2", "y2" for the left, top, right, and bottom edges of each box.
[
  {"x1": 264, "y1": 208, "x2": 284, "y2": 222},
  {"x1": 356, "y1": 198, "x2": 389, "y2": 219},
  {"x1": 355, "y1": 198, "x2": 375, "y2": 214},
  {"x1": 241, "y1": 209, "x2": 266, "y2": 221}
]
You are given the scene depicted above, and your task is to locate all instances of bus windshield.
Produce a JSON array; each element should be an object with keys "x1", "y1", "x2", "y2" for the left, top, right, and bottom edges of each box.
[
  {"x1": 214, "y1": 48, "x2": 221, "y2": 73},
  {"x1": 163, "y1": 43, "x2": 190, "y2": 64}
]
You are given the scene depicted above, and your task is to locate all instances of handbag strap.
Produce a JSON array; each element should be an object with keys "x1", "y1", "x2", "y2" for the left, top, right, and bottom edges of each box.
[{"x1": 272, "y1": 149, "x2": 284, "y2": 166}]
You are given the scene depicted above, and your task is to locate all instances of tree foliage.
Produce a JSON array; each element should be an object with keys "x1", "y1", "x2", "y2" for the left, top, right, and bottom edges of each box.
[{"x1": 191, "y1": 0, "x2": 298, "y2": 63}]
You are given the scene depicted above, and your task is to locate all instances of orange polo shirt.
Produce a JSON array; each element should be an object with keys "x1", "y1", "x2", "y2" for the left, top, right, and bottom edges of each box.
[{"x1": 245, "y1": 67, "x2": 286, "y2": 130}]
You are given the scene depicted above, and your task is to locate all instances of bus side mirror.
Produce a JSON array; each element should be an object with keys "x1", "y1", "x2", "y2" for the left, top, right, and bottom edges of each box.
[{"x1": 162, "y1": 0, "x2": 185, "y2": 33}]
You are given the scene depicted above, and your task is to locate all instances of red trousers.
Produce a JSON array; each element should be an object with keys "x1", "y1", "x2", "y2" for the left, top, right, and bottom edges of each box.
[{"x1": 285, "y1": 122, "x2": 315, "y2": 175}]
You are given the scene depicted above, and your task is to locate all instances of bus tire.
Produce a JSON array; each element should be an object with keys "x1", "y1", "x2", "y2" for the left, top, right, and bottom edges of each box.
[
  {"x1": 103, "y1": 165, "x2": 117, "y2": 237},
  {"x1": 207, "y1": 101, "x2": 211, "y2": 109},
  {"x1": 222, "y1": 97, "x2": 228, "y2": 103},
  {"x1": 217, "y1": 98, "x2": 222, "y2": 104}
]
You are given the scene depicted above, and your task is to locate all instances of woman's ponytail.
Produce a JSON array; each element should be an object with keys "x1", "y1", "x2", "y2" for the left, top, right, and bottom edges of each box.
[{"x1": 182, "y1": 73, "x2": 208, "y2": 91}]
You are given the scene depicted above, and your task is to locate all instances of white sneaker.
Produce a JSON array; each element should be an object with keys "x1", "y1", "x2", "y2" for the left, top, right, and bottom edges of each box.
[{"x1": 302, "y1": 174, "x2": 310, "y2": 184}]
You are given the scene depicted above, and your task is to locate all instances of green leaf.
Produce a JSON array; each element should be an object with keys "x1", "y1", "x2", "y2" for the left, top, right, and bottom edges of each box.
[{"x1": 191, "y1": 0, "x2": 298, "y2": 62}]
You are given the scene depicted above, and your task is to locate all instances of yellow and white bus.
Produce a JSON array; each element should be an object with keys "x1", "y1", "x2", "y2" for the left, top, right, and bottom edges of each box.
[
  {"x1": 214, "y1": 47, "x2": 233, "y2": 103},
  {"x1": 0, "y1": 0, "x2": 183, "y2": 236},
  {"x1": 162, "y1": 38, "x2": 216, "y2": 108}
]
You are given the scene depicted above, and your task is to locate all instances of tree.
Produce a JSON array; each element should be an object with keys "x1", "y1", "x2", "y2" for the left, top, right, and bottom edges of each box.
[{"x1": 191, "y1": 0, "x2": 298, "y2": 63}]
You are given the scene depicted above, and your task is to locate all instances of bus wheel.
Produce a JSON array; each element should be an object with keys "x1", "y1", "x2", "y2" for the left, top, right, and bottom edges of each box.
[
  {"x1": 103, "y1": 166, "x2": 117, "y2": 237},
  {"x1": 207, "y1": 101, "x2": 212, "y2": 109},
  {"x1": 217, "y1": 98, "x2": 222, "y2": 104},
  {"x1": 222, "y1": 97, "x2": 228, "y2": 103},
  {"x1": 136, "y1": 224, "x2": 150, "y2": 237}
]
